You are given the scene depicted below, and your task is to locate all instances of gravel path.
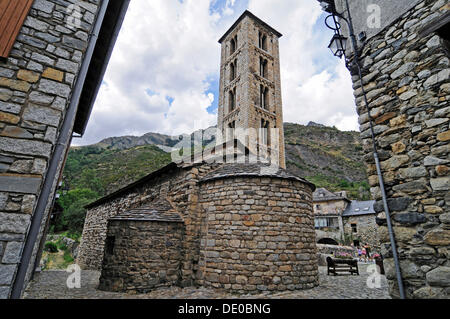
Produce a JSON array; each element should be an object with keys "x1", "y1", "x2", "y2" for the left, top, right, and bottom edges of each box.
[{"x1": 24, "y1": 263, "x2": 390, "y2": 299}]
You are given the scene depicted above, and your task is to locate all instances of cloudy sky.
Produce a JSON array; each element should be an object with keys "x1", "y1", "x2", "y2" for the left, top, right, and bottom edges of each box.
[{"x1": 75, "y1": 0, "x2": 357, "y2": 146}]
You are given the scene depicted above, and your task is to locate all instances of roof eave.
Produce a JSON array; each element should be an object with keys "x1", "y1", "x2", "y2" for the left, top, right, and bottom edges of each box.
[
  {"x1": 218, "y1": 10, "x2": 282, "y2": 43},
  {"x1": 73, "y1": 0, "x2": 130, "y2": 135}
]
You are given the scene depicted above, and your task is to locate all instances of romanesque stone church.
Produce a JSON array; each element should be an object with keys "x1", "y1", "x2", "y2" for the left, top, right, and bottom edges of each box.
[{"x1": 77, "y1": 11, "x2": 319, "y2": 294}]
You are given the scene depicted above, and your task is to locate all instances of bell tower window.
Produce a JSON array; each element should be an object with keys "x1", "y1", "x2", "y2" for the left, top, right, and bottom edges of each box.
[
  {"x1": 260, "y1": 85, "x2": 269, "y2": 110},
  {"x1": 260, "y1": 57, "x2": 268, "y2": 78},
  {"x1": 229, "y1": 88, "x2": 236, "y2": 112},
  {"x1": 260, "y1": 119, "x2": 270, "y2": 146},
  {"x1": 228, "y1": 121, "x2": 236, "y2": 140},
  {"x1": 258, "y1": 31, "x2": 267, "y2": 51},
  {"x1": 230, "y1": 35, "x2": 238, "y2": 55},
  {"x1": 230, "y1": 59, "x2": 237, "y2": 81},
  {"x1": 230, "y1": 62, "x2": 235, "y2": 81}
]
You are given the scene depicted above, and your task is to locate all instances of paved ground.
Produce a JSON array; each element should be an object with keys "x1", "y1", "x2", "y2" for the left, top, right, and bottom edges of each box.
[{"x1": 24, "y1": 263, "x2": 390, "y2": 299}]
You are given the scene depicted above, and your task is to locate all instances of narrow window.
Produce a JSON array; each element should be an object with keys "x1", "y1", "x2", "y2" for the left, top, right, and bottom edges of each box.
[
  {"x1": 228, "y1": 121, "x2": 235, "y2": 140},
  {"x1": 260, "y1": 119, "x2": 270, "y2": 145},
  {"x1": 229, "y1": 90, "x2": 235, "y2": 112},
  {"x1": 262, "y1": 35, "x2": 267, "y2": 51},
  {"x1": 230, "y1": 38, "x2": 236, "y2": 55},
  {"x1": 260, "y1": 85, "x2": 264, "y2": 108},
  {"x1": 351, "y1": 223, "x2": 357, "y2": 233},
  {"x1": 260, "y1": 58, "x2": 267, "y2": 78},
  {"x1": 260, "y1": 119, "x2": 266, "y2": 145},
  {"x1": 259, "y1": 57, "x2": 268, "y2": 78},
  {"x1": 230, "y1": 62, "x2": 235, "y2": 81},
  {"x1": 260, "y1": 86, "x2": 269, "y2": 110},
  {"x1": 229, "y1": 88, "x2": 236, "y2": 112},
  {"x1": 258, "y1": 32, "x2": 267, "y2": 50},
  {"x1": 264, "y1": 87, "x2": 269, "y2": 109}
]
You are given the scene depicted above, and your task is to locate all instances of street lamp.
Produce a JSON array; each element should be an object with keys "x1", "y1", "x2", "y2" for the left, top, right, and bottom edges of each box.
[
  {"x1": 317, "y1": 0, "x2": 406, "y2": 299},
  {"x1": 318, "y1": 0, "x2": 336, "y2": 13},
  {"x1": 328, "y1": 33, "x2": 347, "y2": 58}
]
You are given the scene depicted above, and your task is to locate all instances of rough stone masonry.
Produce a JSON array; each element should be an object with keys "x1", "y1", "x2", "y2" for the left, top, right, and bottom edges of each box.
[
  {"x1": 335, "y1": 0, "x2": 450, "y2": 298},
  {"x1": 79, "y1": 11, "x2": 319, "y2": 294},
  {"x1": 0, "y1": 0, "x2": 103, "y2": 299}
]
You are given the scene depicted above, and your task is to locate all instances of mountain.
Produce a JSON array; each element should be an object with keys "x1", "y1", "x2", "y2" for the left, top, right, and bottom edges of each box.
[
  {"x1": 63, "y1": 122, "x2": 369, "y2": 200},
  {"x1": 283, "y1": 123, "x2": 369, "y2": 199}
]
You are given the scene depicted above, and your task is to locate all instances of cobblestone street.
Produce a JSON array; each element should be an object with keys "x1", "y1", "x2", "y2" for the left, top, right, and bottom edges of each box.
[{"x1": 24, "y1": 264, "x2": 390, "y2": 299}]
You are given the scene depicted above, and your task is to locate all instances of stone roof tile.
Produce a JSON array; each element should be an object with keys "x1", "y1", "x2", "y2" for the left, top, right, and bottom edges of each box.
[{"x1": 199, "y1": 163, "x2": 315, "y2": 190}]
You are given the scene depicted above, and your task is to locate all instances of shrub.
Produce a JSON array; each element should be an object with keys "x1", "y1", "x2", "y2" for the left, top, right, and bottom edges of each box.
[{"x1": 44, "y1": 242, "x2": 58, "y2": 253}]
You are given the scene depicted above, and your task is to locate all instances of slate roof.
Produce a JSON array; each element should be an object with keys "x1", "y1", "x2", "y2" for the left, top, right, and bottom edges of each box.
[
  {"x1": 342, "y1": 200, "x2": 376, "y2": 217},
  {"x1": 313, "y1": 187, "x2": 350, "y2": 202},
  {"x1": 110, "y1": 198, "x2": 183, "y2": 223},
  {"x1": 199, "y1": 163, "x2": 316, "y2": 190}
]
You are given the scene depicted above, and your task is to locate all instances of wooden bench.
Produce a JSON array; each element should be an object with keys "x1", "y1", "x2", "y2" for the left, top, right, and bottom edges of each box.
[{"x1": 326, "y1": 257, "x2": 359, "y2": 276}]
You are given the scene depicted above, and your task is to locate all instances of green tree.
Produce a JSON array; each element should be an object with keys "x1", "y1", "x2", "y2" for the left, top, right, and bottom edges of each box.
[
  {"x1": 56, "y1": 188, "x2": 99, "y2": 233},
  {"x1": 77, "y1": 169, "x2": 105, "y2": 196},
  {"x1": 61, "y1": 197, "x2": 93, "y2": 233}
]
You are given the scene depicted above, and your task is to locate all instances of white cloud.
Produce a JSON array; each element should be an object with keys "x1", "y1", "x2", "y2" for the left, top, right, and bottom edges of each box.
[
  {"x1": 248, "y1": 0, "x2": 358, "y2": 131},
  {"x1": 77, "y1": 0, "x2": 358, "y2": 146}
]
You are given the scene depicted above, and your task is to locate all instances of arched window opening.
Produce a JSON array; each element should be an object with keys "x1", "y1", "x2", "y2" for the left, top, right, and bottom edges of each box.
[
  {"x1": 230, "y1": 35, "x2": 238, "y2": 56},
  {"x1": 260, "y1": 119, "x2": 270, "y2": 146},
  {"x1": 259, "y1": 57, "x2": 268, "y2": 78},
  {"x1": 260, "y1": 85, "x2": 269, "y2": 110},
  {"x1": 228, "y1": 121, "x2": 236, "y2": 140},
  {"x1": 230, "y1": 62, "x2": 235, "y2": 81},
  {"x1": 258, "y1": 32, "x2": 267, "y2": 51},
  {"x1": 259, "y1": 32, "x2": 268, "y2": 51},
  {"x1": 230, "y1": 38, "x2": 236, "y2": 55},
  {"x1": 229, "y1": 88, "x2": 236, "y2": 112}
]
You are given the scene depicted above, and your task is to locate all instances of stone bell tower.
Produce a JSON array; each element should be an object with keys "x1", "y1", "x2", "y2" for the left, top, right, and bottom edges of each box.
[{"x1": 217, "y1": 10, "x2": 286, "y2": 169}]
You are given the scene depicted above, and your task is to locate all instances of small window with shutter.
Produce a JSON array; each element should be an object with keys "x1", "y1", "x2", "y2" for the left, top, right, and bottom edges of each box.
[{"x1": 0, "y1": 0, "x2": 34, "y2": 60}]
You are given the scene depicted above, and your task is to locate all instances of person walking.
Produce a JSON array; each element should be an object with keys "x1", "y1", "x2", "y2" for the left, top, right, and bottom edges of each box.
[{"x1": 365, "y1": 244, "x2": 371, "y2": 262}]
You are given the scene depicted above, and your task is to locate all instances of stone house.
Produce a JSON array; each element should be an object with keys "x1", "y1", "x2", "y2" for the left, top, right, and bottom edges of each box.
[
  {"x1": 312, "y1": 187, "x2": 378, "y2": 249},
  {"x1": 78, "y1": 11, "x2": 320, "y2": 294},
  {"x1": 332, "y1": 0, "x2": 450, "y2": 298},
  {"x1": 0, "y1": 0, "x2": 129, "y2": 299},
  {"x1": 313, "y1": 188, "x2": 349, "y2": 245},
  {"x1": 342, "y1": 200, "x2": 379, "y2": 249}
]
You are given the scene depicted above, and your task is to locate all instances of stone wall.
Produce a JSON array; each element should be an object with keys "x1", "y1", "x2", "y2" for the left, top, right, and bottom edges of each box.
[
  {"x1": 343, "y1": 0, "x2": 449, "y2": 298},
  {"x1": 335, "y1": 0, "x2": 422, "y2": 42},
  {"x1": 343, "y1": 215, "x2": 380, "y2": 249},
  {"x1": 218, "y1": 13, "x2": 286, "y2": 168},
  {"x1": 315, "y1": 229, "x2": 342, "y2": 244},
  {"x1": 313, "y1": 199, "x2": 348, "y2": 244},
  {"x1": 0, "y1": 0, "x2": 101, "y2": 298},
  {"x1": 197, "y1": 176, "x2": 318, "y2": 293},
  {"x1": 98, "y1": 220, "x2": 184, "y2": 293},
  {"x1": 77, "y1": 162, "x2": 219, "y2": 288},
  {"x1": 314, "y1": 199, "x2": 348, "y2": 216}
]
